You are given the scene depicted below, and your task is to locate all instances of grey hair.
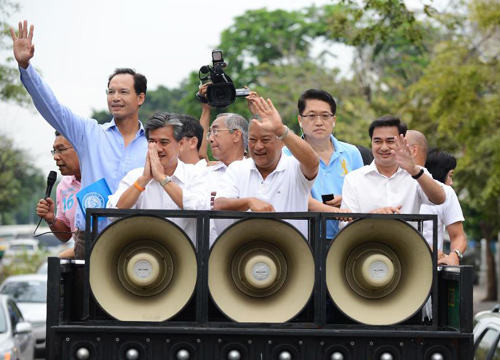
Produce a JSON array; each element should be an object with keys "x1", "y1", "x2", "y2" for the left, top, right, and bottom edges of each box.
[
  {"x1": 216, "y1": 113, "x2": 249, "y2": 150},
  {"x1": 145, "y1": 112, "x2": 184, "y2": 141}
]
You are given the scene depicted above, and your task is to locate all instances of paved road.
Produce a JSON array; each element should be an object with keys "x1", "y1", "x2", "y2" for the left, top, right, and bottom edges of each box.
[{"x1": 474, "y1": 284, "x2": 498, "y2": 317}]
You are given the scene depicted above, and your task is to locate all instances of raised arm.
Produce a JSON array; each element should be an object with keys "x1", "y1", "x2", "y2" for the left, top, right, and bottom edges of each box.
[
  {"x1": 10, "y1": 21, "x2": 88, "y2": 149},
  {"x1": 197, "y1": 84, "x2": 211, "y2": 162},
  {"x1": 394, "y1": 134, "x2": 446, "y2": 205},
  {"x1": 250, "y1": 96, "x2": 319, "y2": 180}
]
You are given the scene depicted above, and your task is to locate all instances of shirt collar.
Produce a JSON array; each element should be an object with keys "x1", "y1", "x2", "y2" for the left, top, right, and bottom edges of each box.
[
  {"x1": 102, "y1": 119, "x2": 145, "y2": 135},
  {"x1": 212, "y1": 161, "x2": 227, "y2": 171},
  {"x1": 249, "y1": 153, "x2": 287, "y2": 174},
  {"x1": 69, "y1": 175, "x2": 81, "y2": 186},
  {"x1": 171, "y1": 160, "x2": 189, "y2": 184},
  {"x1": 330, "y1": 134, "x2": 345, "y2": 154},
  {"x1": 366, "y1": 160, "x2": 405, "y2": 177}
]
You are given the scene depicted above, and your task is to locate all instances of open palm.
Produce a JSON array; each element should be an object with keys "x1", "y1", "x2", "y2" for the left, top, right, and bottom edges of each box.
[{"x1": 10, "y1": 21, "x2": 35, "y2": 68}]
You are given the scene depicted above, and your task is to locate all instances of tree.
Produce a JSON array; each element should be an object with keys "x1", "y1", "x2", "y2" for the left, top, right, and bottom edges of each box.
[
  {"x1": 0, "y1": 133, "x2": 45, "y2": 225},
  {"x1": 407, "y1": 0, "x2": 500, "y2": 300},
  {"x1": 0, "y1": 0, "x2": 31, "y2": 105}
]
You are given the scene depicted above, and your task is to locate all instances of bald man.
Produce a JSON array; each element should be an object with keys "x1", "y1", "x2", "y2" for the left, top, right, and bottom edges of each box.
[{"x1": 406, "y1": 130, "x2": 467, "y2": 266}]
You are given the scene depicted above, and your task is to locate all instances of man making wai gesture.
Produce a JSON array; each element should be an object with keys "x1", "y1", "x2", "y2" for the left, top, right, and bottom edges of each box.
[
  {"x1": 107, "y1": 113, "x2": 207, "y2": 243},
  {"x1": 214, "y1": 96, "x2": 319, "y2": 238}
]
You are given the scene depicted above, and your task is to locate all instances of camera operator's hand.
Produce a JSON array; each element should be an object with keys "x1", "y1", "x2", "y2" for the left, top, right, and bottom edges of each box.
[
  {"x1": 250, "y1": 97, "x2": 286, "y2": 137},
  {"x1": 196, "y1": 83, "x2": 210, "y2": 106},
  {"x1": 246, "y1": 88, "x2": 259, "y2": 115}
]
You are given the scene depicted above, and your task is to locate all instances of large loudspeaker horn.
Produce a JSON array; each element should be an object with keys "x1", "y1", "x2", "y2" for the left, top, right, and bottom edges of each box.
[
  {"x1": 326, "y1": 218, "x2": 432, "y2": 325},
  {"x1": 209, "y1": 218, "x2": 314, "y2": 323},
  {"x1": 89, "y1": 215, "x2": 197, "y2": 321}
]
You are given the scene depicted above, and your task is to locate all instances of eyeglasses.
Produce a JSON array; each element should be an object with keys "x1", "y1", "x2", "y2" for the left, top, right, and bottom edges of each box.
[
  {"x1": 51, "y1": 147, "x2": 73, "y2": 156},
  {"x1": 206, "y1": 128, "x2": 234, "y2": 140},
  {"x1": 106, "y1": 89, "x2": 131, "y2": 96},
  {"x1": 301, "y1": 113, "x2": 334, "y2": 121}
]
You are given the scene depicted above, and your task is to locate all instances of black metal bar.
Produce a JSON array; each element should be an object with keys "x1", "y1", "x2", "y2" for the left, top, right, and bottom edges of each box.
[{"x1": 45, "y1": 257, "x2": 61, "y2": 360}]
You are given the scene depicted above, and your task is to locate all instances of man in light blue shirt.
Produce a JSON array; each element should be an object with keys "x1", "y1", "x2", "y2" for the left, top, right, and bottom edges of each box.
[
  {"x1": 284, "y1": 89, "x2": 363, "y2": 240},
  {"x1": 11, "y1": 21, "x2": 148, "y2": 258}
]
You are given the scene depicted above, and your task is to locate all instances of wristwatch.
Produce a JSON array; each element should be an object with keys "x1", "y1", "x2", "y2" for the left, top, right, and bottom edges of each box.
[
  {"x1": 160, "y1": 176, "x2": 172, "y2": 187},
  {"x1": 452, "y1": 249, "x2": 464, "y2": 261},
  {"x1": 411, "y1": 166, "x2": 425, "y2": 180}
]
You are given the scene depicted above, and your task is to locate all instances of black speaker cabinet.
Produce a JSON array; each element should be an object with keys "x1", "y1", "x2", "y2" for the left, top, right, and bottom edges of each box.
[{"x1": 45, "y1": 209, "x2": 474, "y2": 359}]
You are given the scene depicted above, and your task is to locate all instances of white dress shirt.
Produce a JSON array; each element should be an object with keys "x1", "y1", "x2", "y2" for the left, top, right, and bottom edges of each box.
[
  {"x1": 421, "y1": 185, "x2": 464, "y2": 250},
  {"x1": 341, "y1": 161, "x2": 438, "y2": 214},
  {"x1": 215, "y1": 155, "x2": 315, "y2": 238},
  {"x1": 107, "y1": 160, "x2": 209, "y2": 244}
]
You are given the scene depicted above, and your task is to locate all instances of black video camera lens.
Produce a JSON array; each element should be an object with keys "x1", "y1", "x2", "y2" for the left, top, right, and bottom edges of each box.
[{"x1": 206, "y1": 83, "x2": 236, "y2": 108}]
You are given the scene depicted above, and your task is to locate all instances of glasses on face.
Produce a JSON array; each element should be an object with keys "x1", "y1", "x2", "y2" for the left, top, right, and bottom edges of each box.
[
  {"x1": 206, "y1": 128, "x2": 233, "y2": 140},
  {"x1": 301, "y1": 113, "x2": 334, "y2": 121},
  {"x1": 106, "y1": 88, "x2": 131, "y2": 96},
  {"x1": 51, "y1": 147, "x2": 73, "y2": 156}
]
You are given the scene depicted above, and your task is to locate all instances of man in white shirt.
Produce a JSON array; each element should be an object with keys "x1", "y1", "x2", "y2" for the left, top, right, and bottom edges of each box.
[
  {"x1": 341, "y1": 116, "x2": 446, "y2": 215},
  {"x1": 178, "y1": 115, "x2": 208, "y2": 169},
  {"x1": 108, "y1": 112, "x2": 208, "y2": 243},
  {"x1": 203, "y1": 113, "x2": 248, "y2": 243},
  {"x1": 214, "y1": 96, "x2": 319, "y2": 238},
  {"x1": 205, "y1": 112, "x2": 248, "y2": 198}
]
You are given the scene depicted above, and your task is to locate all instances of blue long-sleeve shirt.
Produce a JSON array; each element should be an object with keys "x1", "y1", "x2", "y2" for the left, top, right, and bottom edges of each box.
[{"x1": 20, "y1": 64, "x2": 148, "y2": 230}]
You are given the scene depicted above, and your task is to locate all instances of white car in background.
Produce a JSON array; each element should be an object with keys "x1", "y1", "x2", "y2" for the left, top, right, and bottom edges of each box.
[
  {"x1": 0, "y1": 274, "x2": 47, "y2": 358},
  {"x1": 0, "y1": 294, "x2": 34, "y2": 360},
  {"x1": 1, "y1": 239, "x2": 40, "y2": 266}
]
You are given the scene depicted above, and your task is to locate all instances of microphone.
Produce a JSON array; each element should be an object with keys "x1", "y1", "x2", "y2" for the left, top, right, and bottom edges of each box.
[{"x1": 45, "y1": 171, "x2": 58, "y2": 199}]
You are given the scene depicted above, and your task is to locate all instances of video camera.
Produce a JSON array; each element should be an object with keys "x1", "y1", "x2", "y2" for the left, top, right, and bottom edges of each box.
[{"x1": 197, "y1": 50, "x2": 250, "y2": 108}]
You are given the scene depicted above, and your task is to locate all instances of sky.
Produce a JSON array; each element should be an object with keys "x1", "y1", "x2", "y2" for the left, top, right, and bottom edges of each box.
[{"x1": 1, "y1": 0, "x2": 348, "y2": 176}]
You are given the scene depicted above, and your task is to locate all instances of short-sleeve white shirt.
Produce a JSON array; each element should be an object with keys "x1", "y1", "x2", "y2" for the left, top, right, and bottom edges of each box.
[
  {"x1": 194, "y1": 159, "x2": 208, "y2": 172},
  {"x1": 421, "y1": 185, "x2": 464, "y2": 251},
  {"x1": 200, "y1": 161, "x2": 230, "y2": 245},
  {"x1": 215, "y1": 155, "x2": 315, "y2": 238},
  {"x1": 341, "y1": 161, "x2": 438, "y2": 214},
  {"x1": 107, "y1": 160, "x2": 209, "y2": 244}
]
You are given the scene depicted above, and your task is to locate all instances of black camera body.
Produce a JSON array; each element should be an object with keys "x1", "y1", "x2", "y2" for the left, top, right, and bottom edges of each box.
[{"x1": 198, "y1": 50, "x2": 250, "y2": 108}]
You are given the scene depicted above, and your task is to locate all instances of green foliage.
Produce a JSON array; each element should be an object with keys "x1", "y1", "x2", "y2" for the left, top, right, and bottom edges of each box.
[
  {"x1": 0, "y1": 0, "x2": 31, "y2": 105},
  {"x1": 406, "y1": 0, "x2": 500, "y2": 239},
  {"x1": 331, "y1": 0, "x2": 427, "y2": 46},
  {"x1": 91, "y1": 109, "x2": 110, "y2": 125},
  {"x1": 0, "y1": 250, "x2": 48, "y2": 283},
  {"x1": 217, "y1": 8, "x2": 316, "y2": 86},
  {"x1": 0, "y1": 133, "x2": 45, "y2": 225}
]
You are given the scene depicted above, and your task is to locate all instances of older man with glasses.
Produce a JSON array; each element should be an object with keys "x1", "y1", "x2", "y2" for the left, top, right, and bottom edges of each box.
[
  {"x1": 201, "y1": 112, "x2": 249, "y2": 244},
  {"x1": 37, "y1": 132, "x2": 81, "y2": 258}
]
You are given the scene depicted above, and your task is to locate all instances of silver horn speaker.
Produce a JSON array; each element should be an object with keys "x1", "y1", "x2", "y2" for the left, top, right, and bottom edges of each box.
[
  {"x1": 326, "y1": 218, "x2": 433, "y2": 325},
  {"x1": 209, "y1": 218, "x2": 315, "y2": 323},
  {"x1": 89, "y1": 215, "x2": 197, "y2": 321}
]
